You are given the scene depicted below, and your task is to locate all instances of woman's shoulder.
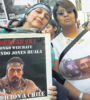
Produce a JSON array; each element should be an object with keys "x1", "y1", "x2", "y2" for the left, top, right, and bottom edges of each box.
[
  {"x1": 52, "y1": 33, "x2": 62, "y2": 43},
  {"x1": 0, "y1": 28, "x2": 8, "y2": 33},
  {"x1": 82, "y1": 29, "x2": 90, "y2": 38},
  {"x1": 0, "y1": 27, "x2": 21, "y2": 33}
]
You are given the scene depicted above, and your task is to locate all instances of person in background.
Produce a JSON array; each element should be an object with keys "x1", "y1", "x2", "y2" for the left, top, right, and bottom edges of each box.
[
  {"x1": 84, "y1": 21, "x2": 90, "y2": 30},
  {"x1": 44, "y1": 19, "x2": 58, "y2": 40},
  {"x1": 52, "y1": 0, "x2": 90, "y2": 100},
  {"x1": 81, "y1": 22, "x2": 85, "y2": 30},
  {"x1": 77, "y1": 19, "x2": 81, "y2": 28},
  {"x1": 44, "y1": 19, "x2": 59, "y2": 68}
]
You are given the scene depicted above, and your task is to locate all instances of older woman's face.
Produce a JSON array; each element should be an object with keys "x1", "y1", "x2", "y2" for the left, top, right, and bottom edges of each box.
[
  {"x1": 25, "y1": 8, "x2": 50, "y2": 30},
  {"x1": 56, "y1": 6, "x2": 76, "y2": 28}
]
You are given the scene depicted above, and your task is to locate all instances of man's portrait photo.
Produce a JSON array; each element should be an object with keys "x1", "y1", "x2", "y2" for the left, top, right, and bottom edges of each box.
[
  {"x1": 0, "y1": 36, "x2": 50, "y2": 100},
  {"x1": 0, "y1": 57, "x2": 41, "y2": 99},
  {"x1": 74, "y1": 56, "x2": 90, "y2": 79},
  {"x1": 79, "y1": 56, "x2": 90, "y2": 78}
]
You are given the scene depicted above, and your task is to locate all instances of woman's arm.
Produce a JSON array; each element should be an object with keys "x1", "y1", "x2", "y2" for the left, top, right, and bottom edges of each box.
[
  {"x1": 53, "y1": 59, "x2": 59, "y2": 73},
  {"x1": 53, "y1": 78, "x2": 69, "y2": 100},
  {"x1": 64, "y1": 80, "x2": 90, "y2": 100},
  {"x1": 53, "y1": 59, "x2": 90, "y2": 100}
]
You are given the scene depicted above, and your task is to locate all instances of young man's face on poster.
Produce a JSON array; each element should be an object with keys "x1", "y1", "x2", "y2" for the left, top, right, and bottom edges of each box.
[
  {"x1": 79, "y1": 57, "x2": 90, "y2": 72},
  {"x1": 7, "y1": 66, "x2": 23, "y2": 85}
]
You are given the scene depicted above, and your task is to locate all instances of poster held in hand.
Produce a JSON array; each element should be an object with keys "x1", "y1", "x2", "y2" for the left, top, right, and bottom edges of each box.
[{"x1": 0, "y1": 33, "x2": 52, "y2": 100}]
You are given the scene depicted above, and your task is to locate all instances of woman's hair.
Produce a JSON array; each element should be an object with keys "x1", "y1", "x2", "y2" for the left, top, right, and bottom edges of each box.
[
  {"x1": 48, "y1": 19, "x2": 57, "y2": 28},
  {"x1": 47, "y1": 19, "x2": 60, "y2": 36},
  {"x1": 53, "y1": 0, "x2": 78, "y2": 24},
  {"x1": 84, "y1": 21, "x2": 90, "y2": 27},
  {"x1": 16, "y1": 3, "x2": 52, "y2": 27},
  {"x1": 7, "y1": 19, "x2": 19, "y2": 28}
]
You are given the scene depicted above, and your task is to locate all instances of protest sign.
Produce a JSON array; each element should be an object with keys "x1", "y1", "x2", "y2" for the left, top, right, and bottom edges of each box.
[
  {"x1": 0, "y1": 33, "x2": 52, "y2": 100},
  {"x1": 0, "y1": 0, "x2": 6, "y2": 19},
  {"x1": 3, "y1": 0, "x2": 39, "y2": 20}
]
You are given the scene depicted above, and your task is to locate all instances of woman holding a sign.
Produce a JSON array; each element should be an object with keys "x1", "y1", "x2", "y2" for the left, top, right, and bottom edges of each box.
[{"x1": 0, "y1": 3, "x2": 70, "y2": 100}]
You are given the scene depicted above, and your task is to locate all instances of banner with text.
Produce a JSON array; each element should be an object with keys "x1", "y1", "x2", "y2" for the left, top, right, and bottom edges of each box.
[{"x1": 0, "y1": 33, "x2": 52, "y2": 100}]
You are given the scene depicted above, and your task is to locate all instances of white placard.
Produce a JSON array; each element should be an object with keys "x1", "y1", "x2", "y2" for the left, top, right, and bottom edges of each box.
[
  {"x1": 81, "y1": 0, "x2": 90, "y2": 12},
  {"x1": 14, "y1": 0, "x2": 38, "y2": 5},
  {"x1": 69, "y1": 0, "x2": 76, "y2": 7},
  {"x1": 0, "y1": 33, "x2": 52, "y2": 100}
]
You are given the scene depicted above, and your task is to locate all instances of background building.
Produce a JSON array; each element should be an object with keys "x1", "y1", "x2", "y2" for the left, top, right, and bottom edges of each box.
[{"x1": 69, "y1": 0, "x2": 88, "y2": 26}]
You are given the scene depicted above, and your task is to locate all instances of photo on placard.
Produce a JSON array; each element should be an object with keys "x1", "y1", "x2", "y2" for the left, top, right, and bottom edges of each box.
[
  {"x1": 14, "y1": 0, "x2": 40, "y2": 5},
  {"x1": 0, "y1": 0, "x2": 6, "y2": 19},
  {"x1": 40, "y1": 0, "x2": 59, "y2": 8},
  {"x1": 0, "y1": 33, "x2": 52, "y2": 100},
  {"x1": 3, "y1": 0, "x2": 39, "y2": 20}
]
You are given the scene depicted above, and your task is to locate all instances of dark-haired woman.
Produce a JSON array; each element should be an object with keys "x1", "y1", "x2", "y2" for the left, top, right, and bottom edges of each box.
[
  {"x1": 84, "y1": 21, "x2": 90, "y2": 30},
  {"x1": 44, "y1": 19, "x2": 59, "y2": 40},
  {"x1": 52, "y1": 0, "x2": 90, "y2": 100}
]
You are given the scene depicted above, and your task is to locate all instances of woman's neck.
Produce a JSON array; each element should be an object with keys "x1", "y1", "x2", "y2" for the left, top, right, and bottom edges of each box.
[
  {"x1": 21, "y1": 22, "x2": 33, "y2": 29},
  {"x1": 62, "y1": 24, "x2": 82, "y2": 39},
  {"x1": 21, "y1": 22, "x2": 41, "y2": 33}
]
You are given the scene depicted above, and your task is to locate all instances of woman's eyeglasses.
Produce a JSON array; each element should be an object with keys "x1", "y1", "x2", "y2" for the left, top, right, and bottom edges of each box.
[{"x1": 56, "y1": 8, "x2": 74, "y2": 16}]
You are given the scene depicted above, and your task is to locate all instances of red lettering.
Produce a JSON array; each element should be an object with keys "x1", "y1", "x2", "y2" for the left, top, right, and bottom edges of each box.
[
  {"x1": 0, "y1": 40, "x2": 6, "y2": 45},
  {"x1": 29, "y1": 40, "x2": 32, "y2": 44},
  {"x1": 17, "y1": 40, "x2": 20, "y2": 44},
  {"x1": 0, "y1": 41, "x2": 3, "y2": 45},
  {"x1": 3, "y1": 40, "x2": 7, "y2": 45},
  {"x1": 0, "y1": 40, "x2": 16, "y2": 45},
  {"x1": 0, "y1": 41, "x2": 2, "y2": 45},
  {"x1": 25, "y1": 40, "x2": 28, "y2": 44},
  {"x1": 12, "y1": 40, "x2": 15, "y2": 44},
  {"x1": 8, "y1": 40, "x2": 12, "y2": 45},
  {"x1": 19, "y1": 40, "x2": 24, "y2": 44},
  {"x1": 34, "y1": 39, "x2": 36, "y2": 44}
]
